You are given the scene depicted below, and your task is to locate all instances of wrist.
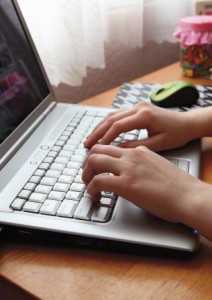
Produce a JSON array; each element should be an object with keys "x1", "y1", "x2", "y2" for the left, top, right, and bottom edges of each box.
[
  {"x1": 185, "y1": 107, "x2": 212, "y2": 140},
  {"x1": 180, "y1": 180, "x2": 212, "y2": 241}
]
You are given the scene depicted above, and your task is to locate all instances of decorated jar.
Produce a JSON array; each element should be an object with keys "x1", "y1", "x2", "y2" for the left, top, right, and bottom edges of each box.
[{"x1": 174, "y1": 15, "x2": 212, "y2": 77}]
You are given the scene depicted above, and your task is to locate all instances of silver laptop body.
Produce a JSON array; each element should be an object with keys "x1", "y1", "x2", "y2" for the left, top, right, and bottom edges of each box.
[{"x1": 0, "y1": 0, "x2": 200, "y2": 253}]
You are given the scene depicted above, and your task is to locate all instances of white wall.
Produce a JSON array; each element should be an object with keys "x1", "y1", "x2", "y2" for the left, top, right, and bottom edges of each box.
[{"x1": 54, "y1": 40, "x2": 179, "y2": 103}]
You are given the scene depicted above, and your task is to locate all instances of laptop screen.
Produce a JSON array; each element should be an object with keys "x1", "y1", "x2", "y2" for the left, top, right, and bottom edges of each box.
[{"x1": 0, "y1": 0, "x2": 49, "y2": 145}]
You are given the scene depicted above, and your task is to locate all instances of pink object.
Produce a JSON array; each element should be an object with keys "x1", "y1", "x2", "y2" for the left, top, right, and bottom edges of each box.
[{"x1": 174, "y1": 15, "x2": 212, "y2": 45}]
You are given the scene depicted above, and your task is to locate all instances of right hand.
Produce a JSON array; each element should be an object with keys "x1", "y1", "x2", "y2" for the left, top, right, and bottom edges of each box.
[
  {"x1": 84, "y1": 102, "x2": 195, "y2": 152},
  {"x1": 82, "y1": 144, "x2": 205, "y2": 224}
]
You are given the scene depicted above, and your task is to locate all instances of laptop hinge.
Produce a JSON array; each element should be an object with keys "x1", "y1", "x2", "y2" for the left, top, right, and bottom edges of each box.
[
  {"x1": 42, "y1": 101, "x2": 56, "y2": 117},
  {"x1": 0, "y1": 102, "x2": 56, "y2": 169}
]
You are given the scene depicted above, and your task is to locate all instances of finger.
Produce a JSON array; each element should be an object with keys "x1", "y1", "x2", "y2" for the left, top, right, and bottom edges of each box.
[
  {"x1": 88, "y1": 109, "x2": 126, "y2": 135},
  {"x1": 101, "y1": 114, "x2": 140, "y2": 145},
  {"x1": 88, "y1": 144, "x2": 123, "y2": 157},
  {"x1": 91, "y1": 109, "x2": 133, "y2": 135},
  {"x1": 84, "y1": 108, "x2": 136, "y2": 148},
  {"x1": 119, "y1": 133, "x2": 166, "y2": 152},
  {"x1": 86, "y1": 174, "x2": 121, "y2": 202},
  {"x1": 82, "y1": 154, "x2": 121, "y2": 185},
  {"x1": 82, "y1": 144, "x2": 123, "y2": 168}
]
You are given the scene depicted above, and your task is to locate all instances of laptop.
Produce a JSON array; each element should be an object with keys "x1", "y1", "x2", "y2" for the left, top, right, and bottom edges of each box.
[{"x1": 0, "y1": 0, "x2": 200, "y2": 254}]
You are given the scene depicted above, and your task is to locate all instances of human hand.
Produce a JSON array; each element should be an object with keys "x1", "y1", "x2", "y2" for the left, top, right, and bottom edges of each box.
[
  {"x1": 84, "y1": 102, "x2": 195, "y2": 152},
  {"x1": 82, "y1": 144, "x2": 203, "y2": 223}
]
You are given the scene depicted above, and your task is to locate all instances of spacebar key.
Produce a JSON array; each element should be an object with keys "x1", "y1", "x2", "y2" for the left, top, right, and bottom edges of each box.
[{"x1": 74, "y1": 197, "x2": 94, "y2": 220}]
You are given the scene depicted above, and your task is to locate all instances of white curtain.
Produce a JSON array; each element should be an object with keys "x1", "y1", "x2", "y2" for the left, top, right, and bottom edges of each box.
[
  {"x1": 18, "y1": 0, "x2": 194, "y2": 87},
  {"x1": 143, "y1": 0, "x2": 195, "y2": 44}
]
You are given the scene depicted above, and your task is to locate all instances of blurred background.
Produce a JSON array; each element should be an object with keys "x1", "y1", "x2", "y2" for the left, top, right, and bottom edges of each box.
[{"x1": 18, "y1": 0, "x2": 211, "y2": 103}]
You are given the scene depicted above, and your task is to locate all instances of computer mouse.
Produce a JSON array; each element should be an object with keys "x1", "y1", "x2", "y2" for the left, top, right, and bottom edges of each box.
[{"x1": 150, "y1": 81, "x2": 199, "y2": 108}]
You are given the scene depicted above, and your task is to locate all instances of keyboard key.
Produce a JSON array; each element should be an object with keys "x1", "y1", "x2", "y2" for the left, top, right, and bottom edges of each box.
[
  {"x1": 66, "y1": 126, "x2": 75, "y2": 133},
  {"x1": 63, "y1": 144, "x2": 77, "y2": 151},
  {"x1": 54, "y1": 157, "x2": 69, "y2": 165},
  {"x1": 100, "y1": 197, "x2": 115, "y2": 207},
  {"x1": 114, "y1": 137, "x2": 123, "y2": 143},
  {"x1": 72, "y1": 117, "x2": 81, "y2": 123},
  {"x1": 18, "y1": 189, "x2": 32, "y2": 199},
  {"x1": 66, "y1": 139, "x2": 80, "y2": 146},
  {"x1": 48, "y1": 151, "x2": 58, "y2": 158},
  {"x1": 29, "y1": 192, "x2": 47, "y2": 203},
  {"x1": 56, "y1": 140, "x2": 66, "y2": 147},
  {"x1": 50, "y1": 163, "x2": 65, "y2": 171},
  {"x1": 74, "y1": 197, "x2": 94, "y2": 220},
  {"x1": 43, "y1": 156, "x2": 54, "y2": 164},
  {"x1": 178, "y1": 159, "x2": 190, "y2": 172},
  {"x1": 74, "y1": 149, "x2": 89, "y2": 156},
  {"x1": 46, "y1": 170, "x2": 62, "y2": 178},
  {"x1": 40, "y1": 177, "x2": 57, "y2": 186},
  {"x1": 97, "y1": 111, "x2": 108, "y2": 117},
  {"x1": 62, "y1": 130, "x2": 71, "y2": 137},
  {"x1": 124, "y1": 134, "x2": 137, "y2": 141},
  {"x1": 40, "y1": 200, "x2": 60, "y2": 215},
  {"x1": 11, "y1": 198, "x2": 26, "y2": 210},
  {"x1": 59, "y1": 150, "x2": 73, "y2": 158},
  {"x1": 70, "y1": 183, "x2": 86, "y2": 192},
  {"x1": 86, "y1": 110, "x2": 97, "y2": 116},
  {"x1": 56, "y1": 201, "x2": 77, "y2": 218},
  {"x1": 79, "y1": 123, "x2": 93, "y2": 129},
  {"x1": 69, "y1": 122, "x2": 77, "y2": 128},
  {"x1": 78, "y1": 168, "x2": 83, "y2": 175},
  {"x1": 23, "y1": 201, "x2": 42, "y2": 213},
  {"x1": 34, "y1": 169, "x2": 45, "y2": 177},
  {"x1": 67, "y1": 161, "x2": 82, "y2": 170},
  {"x1": 91, "y1": 206, "x2": 112, "y2": 222},
  {"x1": 66, "y1": 191, "x2": 83, "y2": 201},
  {"x1": 58, "y1": 175, "x2": 74, "y2": 184},
  {"x1": 74, "y1": 175, "x2": 83, "y2": 184},
  {"x1": 63, "y1": 168, "x2": 78, "y2": 176},
  {"x1": 39, "y1": 163, "x2": 50, "y2": 171},
  {"x1": 70, "y1": 134, "x2": 84, "y2": 141},
  {"x1": 84, "y1": 190, "x2": 92, "y2": 198},
  {"x1": 76, "y1": 110, "x2": 85, "y2": 118},
  {"x1": 59, "y1": 136, "x2": 69, "y2": 142},
  {"x1": 48, "y1": 191, "x2": 65, "y2": 201},
  {"x1": 128, "y1": 129, "x2": 139, "y2": 136},
  {"x1": 101, "y1": 191, "x2": 116, "y2": 199},
  {"x1": 29, "y1": 175, "x2": 41, "y2": 184},
  {"x1": 35, "y1": 185, "x2": 52, "y2": 194},
  {"x1": 77, "y1": 143, "x2": 85, "y2": 149},
  {"x1": 74, "y1": 129, "x2": 86, "y2": 136},
  {"x1": 93, "y1": 116, "x2": 104, "y2": 124},
  {"x1": 166, "y1": 158, "x2": 178, "y2": 166},
  {"x1": 110, "y1": 142, "x2": 119, "y2": 147},
  {"x1": 71, "y1": 155, "x2": 84, "y2": 163},
  {"x1": 53, "y1": 183, "x2": 70, "y2": 192},
  {"x1": 138, "y1": 129, "x2": 148, "y2": 140},
  {"x1": 24, "y1": 182, "x2": 36, "y2": 191},
  {"x1": 51, "y1": 146, "x2": 62, "y2": 152}
]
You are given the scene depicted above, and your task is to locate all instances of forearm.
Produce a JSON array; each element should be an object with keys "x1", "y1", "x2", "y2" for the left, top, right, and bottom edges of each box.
[
  {"x1": 180, "y1": 181, "x2": 212, "y2": 242},
  {"x1": 186, "y1": 106, "x2": 212, "y2": 140}
]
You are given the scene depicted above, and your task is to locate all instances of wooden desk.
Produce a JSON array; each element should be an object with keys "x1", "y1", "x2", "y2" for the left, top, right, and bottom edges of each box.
[{"x1": 0, "y1": 63, "x2": 212, "y2": 300}]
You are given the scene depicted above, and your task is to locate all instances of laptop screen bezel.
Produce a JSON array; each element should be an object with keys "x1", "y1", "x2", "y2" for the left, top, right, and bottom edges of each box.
[{"x1": 0, "y1": 0, "x2": 56, "y2": 169}]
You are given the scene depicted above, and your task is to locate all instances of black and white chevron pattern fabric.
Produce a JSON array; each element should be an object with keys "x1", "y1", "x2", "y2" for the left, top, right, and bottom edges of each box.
[{"x1": 112, "y1": 82, "x2": 212, "y2": 112}]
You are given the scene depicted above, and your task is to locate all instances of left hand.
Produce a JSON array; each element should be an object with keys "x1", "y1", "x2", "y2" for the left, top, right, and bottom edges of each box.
[{"x1": 84, "y1": 102, "x2": 194, "y2": 152}]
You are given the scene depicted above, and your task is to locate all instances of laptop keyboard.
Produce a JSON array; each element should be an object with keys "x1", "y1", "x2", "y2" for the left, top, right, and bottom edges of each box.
[{"x1": 10, "y1": 109, "x2": 190, "y2": 223}]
